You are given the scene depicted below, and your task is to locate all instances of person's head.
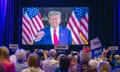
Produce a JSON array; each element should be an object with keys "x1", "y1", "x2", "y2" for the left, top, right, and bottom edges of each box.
[
  {"x1": 97, "y1": 62, "x2": 111, "y2": 72},
  {"x1": 114, "y1": 54, "x2": 120, "y2": 60},
  {"x1": 27, "y1": 53, "x2": 40, "y2": 67},
  {"x1": 49, "y1": 49, "x2": 56, "y2": 58},
  {"x1": 71, "y1": 55, "x2": 78, "y2": 64},
  {"x1": 15, "y1": 49, "x2": 26, "y2": 61},
  {"x1": 79, "y1": 48, "x2": 91, "y2": 64},
  {"x1": 57, "y1": 54, "x2": 64, "y2": 61},
  {"x1": 48, "y1": 11, "x2": 61, "y2": 28},
  {"x1": 59, "y1": 55, "x2": 70, "y2": 70},
  {"x1": 36, "y1": 49, "x2": 45, "y2": 60},
  {"x1": 0, "y1": 46, "x2": 9, "y2": 60}
]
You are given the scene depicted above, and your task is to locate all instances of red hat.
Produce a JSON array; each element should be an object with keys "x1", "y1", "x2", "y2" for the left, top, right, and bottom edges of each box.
[{"x1": 83, "y1": 48, "x2": 90, "y2": 53}]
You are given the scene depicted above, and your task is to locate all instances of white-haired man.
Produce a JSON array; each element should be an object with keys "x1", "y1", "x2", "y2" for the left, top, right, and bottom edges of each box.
[{"x1": 42, "y1": 49, "x2": 58, "y2": 72}]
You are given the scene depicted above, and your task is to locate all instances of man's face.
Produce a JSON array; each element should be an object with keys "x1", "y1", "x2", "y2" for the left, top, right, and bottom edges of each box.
[{"x1": 48, "y1": 14, "x2": 61, "y2": 28}]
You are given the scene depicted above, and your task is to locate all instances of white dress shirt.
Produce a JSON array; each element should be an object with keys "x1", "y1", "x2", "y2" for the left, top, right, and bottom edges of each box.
[{"x1": 50, "y1": 26, "x2": 59, "y2": 44}]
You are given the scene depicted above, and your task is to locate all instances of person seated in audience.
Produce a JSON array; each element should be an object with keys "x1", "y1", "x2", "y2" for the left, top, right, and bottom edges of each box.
[
  {"x1": 15, "y1": 49, "x2": 28, "y2": 72},
  {"x1": 21, "y1": 53, "x2": 44, "y2": 72},
  {"x1": 97, "y1": 61, "x2": 111, "y2": 72},
  {"x1": 76, "y1": 48, "x2": 92, "y2": 72},
  {"x1": 55, "y1": 55, "x2": 70, "y2": 72},
  {"x1": 42, "y1": 49, "x2": 58, "y2": 72},
  {"x1": 0, "y1": 46, "x2": 16, "y2": 72}
]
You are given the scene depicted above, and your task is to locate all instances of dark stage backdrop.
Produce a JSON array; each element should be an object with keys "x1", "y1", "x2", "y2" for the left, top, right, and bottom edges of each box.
[{"x1": 0, "y1": 0, "x2": 120, "y2": 50}]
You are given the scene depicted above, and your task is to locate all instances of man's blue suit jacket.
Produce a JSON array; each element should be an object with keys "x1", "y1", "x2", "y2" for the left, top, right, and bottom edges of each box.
[{"x1": 34, "y1": 26, "x2": 72, "y2": 45}]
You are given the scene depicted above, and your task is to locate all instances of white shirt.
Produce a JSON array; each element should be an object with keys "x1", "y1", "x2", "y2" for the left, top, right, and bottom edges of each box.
[{"x1": 50, "y1": 26, "x2": 59, "y2": 44}]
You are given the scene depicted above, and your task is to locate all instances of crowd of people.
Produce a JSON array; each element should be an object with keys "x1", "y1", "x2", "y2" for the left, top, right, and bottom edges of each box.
[{"x1": 0, "y1": 46, "x2": 120, "y2": 72}]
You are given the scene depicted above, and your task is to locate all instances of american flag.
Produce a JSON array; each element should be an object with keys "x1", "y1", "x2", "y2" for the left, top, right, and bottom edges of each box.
[
  {"x1": 22, "y1": 8, "x2": 44, "y2": 45},
  {"x1": 67, "y1": 7, "x2": 88, "y2": 45}
]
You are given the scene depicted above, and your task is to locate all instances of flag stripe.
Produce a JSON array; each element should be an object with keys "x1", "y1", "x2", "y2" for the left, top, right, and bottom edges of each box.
[
  {"x1": 22, "y1": 30, "x2": 30, "y2": 44},
  {"x1": 22, "y1": 22, "x2": 32, "y2": 40},
  {"x1": 22, "y1": 27, "x2": 32, "y2": 42},
  {"x1": 22, "y1": 18, "x2": 32, "y2": 37},
  {"x1": 71, "y1": 15, "x2": 81, "y2": 32},
  {"x1": 79, "y1": 19, "x2": 88, "y2": 33},
  {"x1": 68, "y1": 21, "x2": 82, "y2": 44},
  {"x1": 38, "y1": 14, "x2": 44, "y2": 28},
  {"x1": 67, "y1": 25, "x2": 79, "y2": 44},
  {"x1": 31, "y1": 18, "x2": 39, "y2": 32},
  {"x1": 81, "y1": 26, "x2": 88, "y2": 39},
  {"x1": 70, "y1": 15, "x2": 83, "y2": 44},
  {"x1": 80, "y1": 18, "x2": 88, "y2": 32},
  {"x1": 34, "y1": 15, "x2": 42, "y2": 30},
  {"x1": 79, "y1": 17, "x2": 88, "y2": 40},
  {"x1": 72, "y1": 12, "x2": 81, "y2": 31},
  {"x1": 37, "y1": 14, "x2": 44, "y2": 28}
]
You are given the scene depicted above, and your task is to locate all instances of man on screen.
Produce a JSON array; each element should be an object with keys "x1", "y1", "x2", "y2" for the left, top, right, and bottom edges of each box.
[{"x1": 34, "y1": 10, "x2": 72, "y2": 45}]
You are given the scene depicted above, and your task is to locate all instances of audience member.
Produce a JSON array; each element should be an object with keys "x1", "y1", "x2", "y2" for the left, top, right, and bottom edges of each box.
[
  {"x1": 42, "y1": 49, "x2": 58, "y2": 72},
  {"x1": 0, "y1": 46, "x2": 16, "y2": 72},
  {"x1": 55, "y1": 55, "x2": 70, "y2": 72},
  {"x1": 76, "y1": 48, "x2": 92, "y2": 72},
  {"x1": 9, "y1": 49, "x2": 17, "y2": 64},
  {"x1": 21, "y1": 53, "x2": 44, "y2": 72},
  {"x1": 69, "y1": 55, "x2": 78, "y2": 72},
  {"x1": 15, "y1": 49, "x2": 28, "y2": 72},
  {"x1": 97, "y1": 61, "x2": 111, "y2": 72}
]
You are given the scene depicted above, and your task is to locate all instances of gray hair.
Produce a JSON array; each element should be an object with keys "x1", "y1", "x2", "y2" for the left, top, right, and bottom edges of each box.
[
  {"x1": 49, "y1": 49, "x2": 56, "y2": 57},
  {"x1": 48, "y1": 11, "x2": 61, "y2": 17},
  {"x1": 15, "y1": 49, "x2": 26, "y2": 60}
]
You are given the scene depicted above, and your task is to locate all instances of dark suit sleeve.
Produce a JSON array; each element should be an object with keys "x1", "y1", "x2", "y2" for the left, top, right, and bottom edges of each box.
[{"x1": 34, "y1": 40, "x2": 43, "y2": 45}]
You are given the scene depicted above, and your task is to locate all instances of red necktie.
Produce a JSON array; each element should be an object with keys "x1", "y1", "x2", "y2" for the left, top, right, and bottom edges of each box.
[{"x1": 53, "y1": 29, "x2": 59, "y2": 45}]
